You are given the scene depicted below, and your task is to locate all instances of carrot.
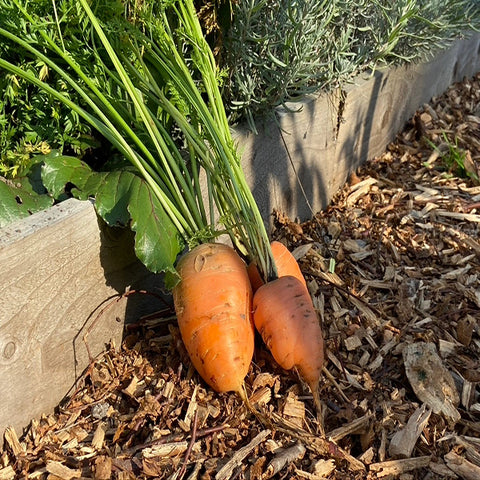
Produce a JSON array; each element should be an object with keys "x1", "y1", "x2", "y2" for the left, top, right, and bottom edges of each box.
[
  {"x1": 247, "y1": 241, "x2": 307, "y2": 292},
  {"x1": 172, "y1": 243, "x2": 255, "y2": 393},
  {"x1": 252, "y1": 275, "x2": 324, "y2": 411}
]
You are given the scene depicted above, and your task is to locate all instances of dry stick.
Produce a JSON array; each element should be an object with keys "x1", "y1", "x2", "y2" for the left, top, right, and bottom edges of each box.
[
  {"x1": 83, "y1": 294, "x2": 124, "y2": 361},
  {"x1": 196, "y1": 424, "x2": 229, "y2": 438},
  {"x1": 376, "y1": 223, "x2": 388, "y2": 273},
  {"x1": 61, "y1": 349, "x2": 111, "y2": 408},
  {"x1": 127, "y1": 423, "x2": 228, "y2": 456},
  {"x1": 127, "y1": 436, "x2": 176, "y2": 455},
  {"x1": 463, "y1": 201, "x2": 480, "y2": 212},
  {"x1": 279, "y1": 127, "x2": 316, "y2": 218},
  {"x1": 185, "y1": 460, "x2": 203, "y2": 480},
  {"x1": 327, "y1": 348, "x2": 354, "y2": 397},
  {"x1": 270, "y1": 412, "x2": 366, "y2": 472},
  {"x1": 215, "y1": 429, "x2": 271, "y2": 480},
  {"x1": 322, "y1": 365, "x2": 351, "y2": 403},
  {"x1": 323, "y1": 277, "x2": 384, "y2": 317},
  {"x1": 264, "y1": 442, "x2": 306, "y2": 479},
  {"x1": 370, "y1": 456, "x2": 431, "y2": 477},
  {"x1": 83, "y1": 289, "x2": 173, "y2": 361},
  {"x1": 326, "y1": 412, "x2": 373, "y2": 443},
  {"x1": 279, "y1": 123, "x2": 352, "y2": 269},
  {"x1": 69, "y1": 289, "x2": 172, "y2": 406},
  {"x1": 177, "y1": 409, "x2": 199, "y2": 480}
]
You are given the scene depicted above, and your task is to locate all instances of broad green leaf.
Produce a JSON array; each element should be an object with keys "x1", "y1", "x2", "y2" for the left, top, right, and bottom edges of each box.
[
  {"x1": 93, "y1": 170, "x2": 183, "y2": 274},
  {"x1": 74, "y1": 170, "x2": 110, "y2": 201},
  {"x1": 0, "y1": 176, "x2": 53, "y2": 228},
  {"x1": 41, "y1": 155, "x2": 94, "y2": 199},
  {"x1": 40, "y1": 155, "x2": 182, "y2": 274},
  {"x1": 94, "y1": 171, "x2": 137, "y2": 227},
  {"x1": 128, "y1": 175, "x2": 183, "y2": 276}
]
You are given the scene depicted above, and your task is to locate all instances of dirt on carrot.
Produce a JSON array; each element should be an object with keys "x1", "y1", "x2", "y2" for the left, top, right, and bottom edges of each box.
[
  {"x1": 172, "y1": 242, "x2": 254, "y2": 393},
  {"x1": 253, "y1": 275, "x2": 324, "y2": 408}
]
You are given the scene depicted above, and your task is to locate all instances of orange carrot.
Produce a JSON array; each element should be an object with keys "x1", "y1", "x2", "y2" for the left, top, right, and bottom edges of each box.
[
  {"x1": 253, "y1": 275, "x2": 324, "y2": 409},
  {"x1": 247, "y1": 241, "x2": 306, "y2": 292},
  {"x1": 172, "y1": 243, "x2": 254, "y2": 393}
]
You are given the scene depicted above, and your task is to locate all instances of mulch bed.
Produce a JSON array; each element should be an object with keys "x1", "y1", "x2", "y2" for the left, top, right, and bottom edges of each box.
[{"x1": 2, "y1": 73, "x2": 480, "y2": 480}]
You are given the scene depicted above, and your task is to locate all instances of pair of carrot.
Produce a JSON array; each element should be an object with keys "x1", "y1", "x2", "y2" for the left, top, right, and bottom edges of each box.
[{"x1": 172, "y1": 241, "x2": 324, "y2": 408}]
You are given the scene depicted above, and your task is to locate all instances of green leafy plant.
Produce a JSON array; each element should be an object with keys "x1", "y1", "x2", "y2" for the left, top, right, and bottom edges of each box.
[
  {"x1": 1, "y1": 0, "x2": 479, "y2": 235},
  {"x1": 0, "y1": 0, "x2": 275, "y2": 282},
  {"x1": 0, "y1": 0, "x2": 105, "y2": 176},
  {"x1": 1, "y1": 0, "x2": 478, "y2": 172},
  {"x1": 426, "y1": 133, "x2": 480, "y2": 183},
  {"x1": 224, "y1": 0, "x2": 480, "y2": 128},
  {"x1": 0, "y1": 155, "x2": 53, "y2": 227}
]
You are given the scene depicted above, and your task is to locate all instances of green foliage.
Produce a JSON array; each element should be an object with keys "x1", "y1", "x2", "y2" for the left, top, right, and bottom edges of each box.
[
  {"x1": 0, "y1": 0, "x2": 102, "y2": 175},
  {"x1": 1, "y1": 0, "x2": 478, "y2": 279},
  {"x1": 0, "y1": 0, "x2": 196, "y2": 275},
  {"x1": 1, "y1": 0, "x2": 478, "y2": 168},
  {"x1": 225, "y1": 0, "x2": 480, "y2": 128},
  {"x1": 0, "y1": 159, "x2": 53, "y2": 227},
  {"x1": 427, "y1": 133, "x2": 480, "y2": 183},
  {"x1": 127, "y1": 173, "x2": 182, "y2": 278},
  {"x1": 34, "y1": 153, "x2": 183, "y2": 275},
  {"x1": 0, "y1": 0, "x2": 275, "y2": 279},
  {"x1": 41, "y1": 155, "x2": 95, "y2": 200}
]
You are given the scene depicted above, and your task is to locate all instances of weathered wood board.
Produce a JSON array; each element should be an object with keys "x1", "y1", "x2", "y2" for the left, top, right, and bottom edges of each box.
[
  {"x1": 0, "y1": 199, "x2": 168, "y2": 442},
  {"x1": 237, "y1": 32, "x2": 480, "y2": 221},
  {"x1": 0, "y1": 33, "x2": 479, "y2": 443}
]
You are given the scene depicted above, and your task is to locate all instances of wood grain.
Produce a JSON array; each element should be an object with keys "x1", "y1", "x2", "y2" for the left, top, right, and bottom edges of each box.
[{"x1": 0, "y1": 199, "x2": 167, "y2": 441}]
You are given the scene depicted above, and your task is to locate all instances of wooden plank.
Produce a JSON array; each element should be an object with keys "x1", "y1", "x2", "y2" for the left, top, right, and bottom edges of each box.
[
  {"x1": 0, "y1": 199, "x2": 166, "y2": 441},
  {"x1": 236, "y1": 33, "x2": 480, "y2": 221}
]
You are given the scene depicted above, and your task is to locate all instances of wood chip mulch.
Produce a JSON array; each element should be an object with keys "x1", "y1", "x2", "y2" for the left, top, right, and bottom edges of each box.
[{"x1": 2, "y1": 73, "x2": 480, "y2": 480}]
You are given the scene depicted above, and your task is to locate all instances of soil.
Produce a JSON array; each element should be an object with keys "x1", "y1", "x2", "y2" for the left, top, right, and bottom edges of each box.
[{"x1": 1, "y1": 73, "x2": 480, "y2": 480}]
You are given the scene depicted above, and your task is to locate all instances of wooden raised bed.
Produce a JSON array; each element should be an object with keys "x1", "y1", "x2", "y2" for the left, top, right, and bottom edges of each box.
[
  {"x1": 1, "y1": 32, "x2": 479, "y2": 441},
  {"x1": 237, "y1": 32, "x2": 480, "y2": 221},
  {"x1": 0, "y1": 199, "x2": 168, "y2": 442}
]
